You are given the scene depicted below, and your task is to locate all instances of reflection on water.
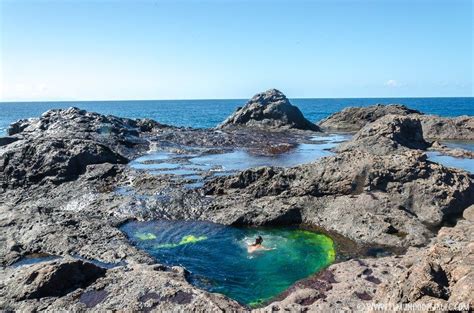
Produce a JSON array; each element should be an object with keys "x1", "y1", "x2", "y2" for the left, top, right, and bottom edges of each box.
[
  {"x1": 121, "y1": 220, "x2": 335, "y2": 306},
  {"x1": 427, "y1": 152, "x2": 474, "y2": 173},
  {"x1": 128, "y1": 134, "x2": 351, "y2": 188},
  {"x1": 441, "y1": 140, "x2": 474, "y2": 152}
]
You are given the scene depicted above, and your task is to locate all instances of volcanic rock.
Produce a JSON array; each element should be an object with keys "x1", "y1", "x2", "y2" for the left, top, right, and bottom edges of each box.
[
  {"x1": 318, "y1": 104, "x2": 421, "y2": 132},
  {"x1": 318, "y1": 104, "x2": 474, "y2": 140},
  {"x1": 219, "y1": 89, "x2": 320, "y2": 131},
  {"x1": 337, "y1": 114, "x2": 429, "y2": 154}
]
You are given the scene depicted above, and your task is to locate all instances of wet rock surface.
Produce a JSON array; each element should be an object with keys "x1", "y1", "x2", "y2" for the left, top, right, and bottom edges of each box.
[
  {"x1": 1, "y1": 102, "x2": 473, "y2": 311},
  {"x1": 219, "y1": 89, "x2": 321, "y2": 131}
]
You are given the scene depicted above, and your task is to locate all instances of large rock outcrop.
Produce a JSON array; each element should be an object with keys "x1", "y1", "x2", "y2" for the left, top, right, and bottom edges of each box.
[
  {"x1": 418, "y1": 115, "x2": 474, "y2": 140},
  {"x1": 1, "y1": 107, "x2": 473, "y2": 311},
  {"x1": 318, "y1": 104, "x2": 421, "y2": 131},
  {"x1": 1, "y1": 259, "x2": 106, "y2": 301},
  {"x1": 263, "y1": 205, "x2": 474, "y2": 311},
  {"x1": 204, "y1": 149, "x2": 473, "y2": 247},
  {"x1": 219, "y1": 89, "x2": 320, "y2": 131},
  {"x1": 337, "y1": 114, "x2": 429, "y2": 155},
  {"x1": 0, "y1": 261, "x2": 243, "y2": 311},
  {"x1": 204, "y1": 114, "x2": 473, "y2": 247},
  {"x1": 318, "y1": 104, "x2": 474, "y2": 140},
  {"x1": 0, "y1": 107, "x2": 167, "y2": 190}
]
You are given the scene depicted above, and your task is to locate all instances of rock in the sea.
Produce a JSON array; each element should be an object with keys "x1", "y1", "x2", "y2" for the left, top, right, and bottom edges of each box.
[
  {"x1": 219, "y1": 89, "x2": 320, "y2": 131},
  {"x1": 318, "y1": 104, "x2": 421, "y2": 132},
  {"x1": 337, "y1": 114, "x2": 429, "y2": 154}
]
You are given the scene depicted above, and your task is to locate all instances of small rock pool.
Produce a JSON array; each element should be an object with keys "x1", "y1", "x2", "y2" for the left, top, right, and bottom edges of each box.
[{"x1": 121, "y1": 220, "x2": 335, "y2": 307}]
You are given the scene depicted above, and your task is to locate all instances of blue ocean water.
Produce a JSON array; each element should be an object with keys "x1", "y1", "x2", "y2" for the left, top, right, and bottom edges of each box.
[{"x1": 0, "y1": 97, "x2": 473, "y2": 136}]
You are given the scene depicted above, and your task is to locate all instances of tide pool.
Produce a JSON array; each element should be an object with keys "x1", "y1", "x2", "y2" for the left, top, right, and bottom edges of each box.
[{"x1": 121, "y1": 220, "x2": 335, "y2": 307}]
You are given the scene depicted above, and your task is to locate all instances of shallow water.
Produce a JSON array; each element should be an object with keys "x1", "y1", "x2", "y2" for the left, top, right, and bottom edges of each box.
[
  {"x1": 121, "y1": 220, "x2": 335, "y2": 306},
  {"x1": 128, "y1": 134, "x2": 351, "y2": 189},
  {"x1": 11, "y1": 255, "x2": 61, "y2": 267},
  {"x1": 427, "y1": 152, "x2": 474, "y2": 174},
  {"x1": 441, "y1": 140, "x2": 474, "y2": 152}
]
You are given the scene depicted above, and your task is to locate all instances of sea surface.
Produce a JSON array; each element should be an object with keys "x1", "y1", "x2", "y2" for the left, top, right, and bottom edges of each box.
[{"x1": 1, "y1": 97, "x2": 473, "y2": 136}]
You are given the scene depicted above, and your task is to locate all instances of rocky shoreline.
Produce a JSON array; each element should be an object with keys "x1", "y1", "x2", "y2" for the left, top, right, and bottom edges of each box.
[{"x1": 1, "y1": 90, "x2": 473, "y2": 311}]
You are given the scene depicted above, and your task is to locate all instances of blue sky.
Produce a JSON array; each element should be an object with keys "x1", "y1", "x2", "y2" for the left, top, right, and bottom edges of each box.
[{"x1": 0, "y1": 0, "x2": 472, "y2": 101}]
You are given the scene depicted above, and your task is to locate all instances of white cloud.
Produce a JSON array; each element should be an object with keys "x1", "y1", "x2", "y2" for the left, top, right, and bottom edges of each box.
[{"x1": 385, "y1": 79, "x2": 402, "y2": 88}]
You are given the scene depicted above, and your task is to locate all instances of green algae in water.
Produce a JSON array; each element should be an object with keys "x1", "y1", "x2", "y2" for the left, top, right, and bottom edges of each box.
[
  {"x1": 135, "y1": 232, "x2": 157, "y2": 240},
  {"x1": 121, "y1": 220, "x2": 335, "y2": 306},
  {"x1": 155, "y1": 235, "x2": 208, "y2": 248}
]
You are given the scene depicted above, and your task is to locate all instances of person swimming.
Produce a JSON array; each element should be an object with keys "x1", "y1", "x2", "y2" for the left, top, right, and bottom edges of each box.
[{"x1": 247, "y1": 236, "x2": 274, "y2": 253}]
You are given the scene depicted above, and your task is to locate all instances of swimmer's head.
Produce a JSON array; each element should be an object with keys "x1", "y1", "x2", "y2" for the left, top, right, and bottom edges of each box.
[{"x1": 255, "y1": 236, "x2": 263, "y2": 245}]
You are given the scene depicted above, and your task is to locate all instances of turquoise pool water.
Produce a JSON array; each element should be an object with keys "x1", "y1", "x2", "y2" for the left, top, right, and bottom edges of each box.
[{"x1": 121, "y1": 220, "x2": 335, "y2": 307}]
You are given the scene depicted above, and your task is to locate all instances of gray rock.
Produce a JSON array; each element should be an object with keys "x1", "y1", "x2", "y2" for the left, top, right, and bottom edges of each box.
[
  {"x1": 219, "y1": 89, "x2": 320, "y2": 131},
  {"x1": 0, "y1": 138, "x2": 127, "y2": 189},
  {"x1": 204, "y1": 149, "x2": 473, "y2": 247},
  {"x1": 264, "y1": 209, "x2": 474, "y2": 311},
  {"x1": 318, "y1": 103, "x2": 474, "y2": 140},
  {"x1": 1, "y1": 107, "x2": 473, "y2": 311},
  {"x1": 337, "y1": 114, "x2": 429, "y2": 155},
  {"x1": 318, "y1": 104, "x2": 421, "y2": 132},
  {"x1": 1, "y1": 259, "x2": 106, "y2": 301},
  {"x1": 418, "y1": 115, "x2": 474, "y2": 140}
]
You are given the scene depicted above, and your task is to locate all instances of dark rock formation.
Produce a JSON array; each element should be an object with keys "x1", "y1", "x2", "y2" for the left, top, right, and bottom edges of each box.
[
  {"x1": 0, "y1": 107, "x2": 168, "y2": 190},
  {"x1": 204, "y1": 149, "x2": 473, "y2": 247},
  {"x1": 219, "y1": 89, "x2": 320, "y2": 131},
  {"x1": 418, "y1": 115, "x2": 474, "y2": 140},
  {"x1": 337, "y1": 114, "x2": 429, "y2": 155},
  {"x1": 1, "y1": 107, "x2": 473, "y2": 311},
  {"x1": 318, "y1": 104, "x2": 421, "y2": 132},
  {"x1": 3, "y1": 259, "x2": 105, "y2": 300},
  {"x1": 265, "y1": 205, "x2": 474, "y2": 311},
  {"x1": 318, "y1": 103, "x2": 474, "y2": 140},
  {"x1": 0, "y1": 138, "x2": 127, "y2": 189}
]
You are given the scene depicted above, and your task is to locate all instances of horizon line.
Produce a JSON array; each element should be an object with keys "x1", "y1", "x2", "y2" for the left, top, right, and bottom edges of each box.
[{"x1": 1, "y1": 95, "x2": 473, "y2": 103}]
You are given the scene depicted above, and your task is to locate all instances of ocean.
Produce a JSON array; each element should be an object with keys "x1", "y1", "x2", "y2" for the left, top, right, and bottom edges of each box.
[{"x1": 0, "y1": 97, "x2": 473, "y2": 136}]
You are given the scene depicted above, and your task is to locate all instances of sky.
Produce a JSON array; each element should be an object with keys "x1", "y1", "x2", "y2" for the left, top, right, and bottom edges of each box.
[{"x1": 0, "y1": 0, "x2": 472, "y2": 101}]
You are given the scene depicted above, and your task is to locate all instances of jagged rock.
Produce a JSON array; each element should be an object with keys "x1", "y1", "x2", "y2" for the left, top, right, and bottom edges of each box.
[
  {"x1": 204, "y1": 149, "x2": 473, "y2": 247},
  {"x1": 0, "y1": 107, "x2": 174, "y2": 190},
  {"x1": 1, "y1": 259, "x2": 106, "y2": 301},
  {"x1": 8, "y1": 107, "x2": 168, "y2": 138},
  {"x1": 0, "y1": 138, "x2": 127, "y2": 189},
  {"x1": 1, "y1": 106, "x2": 473, "y2": 311},
  {"x1": 418, "y1": 115, "x2": 474, "y2": 140},
  {"x1": 264, "y1": 206, "x2": 474, "y2": 311},
  {"x1": 219, "y1": 89, "x2": 320, "y2": 131},
  {"x1": 318, "y1": 104, "x2": 474, "y2": 140},
  {"x1": 318, "y1": 104, "x2": 421, "y2": 131},
  {"x1": 337, "y1": 114, "x2": 429, "y2": 155}
]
